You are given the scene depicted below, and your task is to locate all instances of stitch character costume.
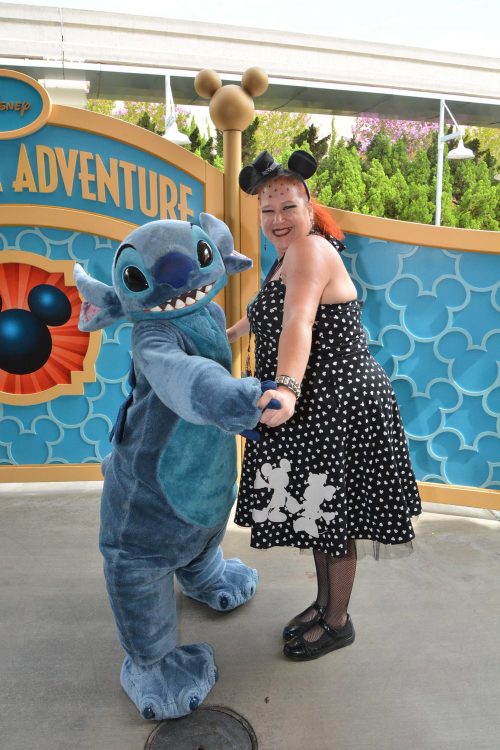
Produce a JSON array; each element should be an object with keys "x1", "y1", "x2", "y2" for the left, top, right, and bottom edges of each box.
[{"x1": 75, "y1": 214, "x2": 264, "y2": 720}]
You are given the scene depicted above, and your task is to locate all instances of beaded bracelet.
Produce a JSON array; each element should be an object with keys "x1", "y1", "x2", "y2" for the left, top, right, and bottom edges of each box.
[{"x1": 275, "y1": 374, "x2": 301, "y2": 399}]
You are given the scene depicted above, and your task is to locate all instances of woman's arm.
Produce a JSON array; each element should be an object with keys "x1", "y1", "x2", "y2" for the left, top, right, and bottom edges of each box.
[
  {"x1": 226, "y1": 314, "x2": 250, "y2": 343},
  {"x1": 259, "y1": 236, "x2": 329, "y2": 426}
]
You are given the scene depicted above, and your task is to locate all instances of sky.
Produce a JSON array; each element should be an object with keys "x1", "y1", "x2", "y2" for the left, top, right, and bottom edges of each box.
[{"x1": 4, "y1": 0, "x2": 500, "y2": 58}]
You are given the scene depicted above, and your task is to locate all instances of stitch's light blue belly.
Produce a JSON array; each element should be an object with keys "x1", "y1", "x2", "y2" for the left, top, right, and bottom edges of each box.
[{"x1": 157, "y1": 420, "x2": 237, "y2": 528}]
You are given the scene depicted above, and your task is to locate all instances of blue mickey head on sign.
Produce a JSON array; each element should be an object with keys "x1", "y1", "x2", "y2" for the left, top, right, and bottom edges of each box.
[{"x1": 0, "y1": 284, "x2": 71, "y2": 374}]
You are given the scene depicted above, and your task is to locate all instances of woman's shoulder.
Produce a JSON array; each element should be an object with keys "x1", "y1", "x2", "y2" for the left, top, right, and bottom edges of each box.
[
  {"x1": 285, "y1": 234, "x2": 344, "y2": 268},
  {"x1": 286, "y1": 233, "x2": 329, "y2": 256}
]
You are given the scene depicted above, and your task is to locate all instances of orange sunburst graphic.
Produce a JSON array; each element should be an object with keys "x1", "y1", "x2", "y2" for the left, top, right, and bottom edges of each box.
[{"x1": 0, "y1": 254, "x2": 96, "y2": 399}]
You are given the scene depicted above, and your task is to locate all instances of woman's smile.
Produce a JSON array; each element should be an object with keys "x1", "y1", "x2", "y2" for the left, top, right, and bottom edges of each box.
[{"x1": 259, "y1": 180, "x2": 313, "y2": 251}]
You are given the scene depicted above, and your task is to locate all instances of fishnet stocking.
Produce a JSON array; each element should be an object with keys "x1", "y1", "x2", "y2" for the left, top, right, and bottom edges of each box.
[
  {"x1": 291, "y1": 550, "x2": 329, "y2": 624},
  {"x1": 303, "y1": 539, "x2": 357, "y2": 642}
]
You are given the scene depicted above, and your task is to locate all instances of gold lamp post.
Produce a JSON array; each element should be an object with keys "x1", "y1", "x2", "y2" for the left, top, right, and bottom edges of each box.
[{"x1": 194, "y1": 67, "x2": 268, "y2": 378}]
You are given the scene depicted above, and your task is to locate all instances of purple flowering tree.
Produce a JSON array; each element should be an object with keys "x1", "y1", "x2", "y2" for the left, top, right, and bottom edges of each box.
[{"x1": 352, "y1": 117, "x2": 438, "y2": 156}]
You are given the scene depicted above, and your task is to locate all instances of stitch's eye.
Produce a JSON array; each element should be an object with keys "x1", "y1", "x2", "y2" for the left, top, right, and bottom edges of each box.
[
  {"x1": 123, "y1": 266, "x2": 149, "y2": 292},
  {"x1": 197, "y1": 240, "x2": 213, "y2": 268}
]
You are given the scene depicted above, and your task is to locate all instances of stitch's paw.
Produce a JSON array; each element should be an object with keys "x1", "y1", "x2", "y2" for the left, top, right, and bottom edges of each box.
[
  {"x1": 187, "y1": 558, "x2": 258, "y2": 612},
  {"x1": 120, "y1": 643, "x2": 217, "y2": 720}
]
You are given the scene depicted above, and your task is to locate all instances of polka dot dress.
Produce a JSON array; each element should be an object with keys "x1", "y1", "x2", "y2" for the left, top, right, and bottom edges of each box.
[{"x1": 235, "y1": 281, "x2": 421, "y2": 556}]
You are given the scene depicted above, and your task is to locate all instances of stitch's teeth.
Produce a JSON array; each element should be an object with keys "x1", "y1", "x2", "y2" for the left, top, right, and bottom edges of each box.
[{"x1": 148, "y1": 282, "x2": 216, "y2": 313}]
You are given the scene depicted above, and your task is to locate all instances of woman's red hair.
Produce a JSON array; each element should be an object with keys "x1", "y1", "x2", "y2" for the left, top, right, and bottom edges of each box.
[{"x1": 311, "y1": 198, "x2": 344, "y2": 241}]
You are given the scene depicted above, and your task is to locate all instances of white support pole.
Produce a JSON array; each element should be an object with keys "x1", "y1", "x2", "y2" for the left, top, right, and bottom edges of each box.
[
  {"x1": 435, "y1": 98, "x2": 445, "y2": 227},
  {"x1": 164, "y1": 73, "x2": 173, "y2": 131}
]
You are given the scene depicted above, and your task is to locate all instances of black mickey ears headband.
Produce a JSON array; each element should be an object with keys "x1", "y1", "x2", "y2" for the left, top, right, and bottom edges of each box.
[{"x1": 239, "y1": 149, "x2": 317, "y2": 198}]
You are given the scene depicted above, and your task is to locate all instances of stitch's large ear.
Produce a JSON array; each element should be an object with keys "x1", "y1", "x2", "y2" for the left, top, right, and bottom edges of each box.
[
  {"x1": 199, "y1": 213, "x2": 252, "y2": 274},
  {"x1": 73, "y1": 264, "x2": 125, "y2": 331}
]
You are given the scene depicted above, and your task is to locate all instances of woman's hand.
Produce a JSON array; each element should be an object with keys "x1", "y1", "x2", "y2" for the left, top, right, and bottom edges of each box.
[
  {"x1": 258, "y1": 386, "x2": 296, "y2": 427},
  {"x1": 226, "y1": 315, "x2": 250, "y2": 343}
]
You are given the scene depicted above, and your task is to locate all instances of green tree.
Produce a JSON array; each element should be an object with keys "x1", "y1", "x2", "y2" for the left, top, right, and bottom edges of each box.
[
  {"x1": 362, "y1": 159, "x2": 393, "y2": 216},
  {"x1": 451, "y1": 157, "x2": 478, "y2": 205},
  {"x1": 242, "y1": 116, "x2": 260, "y2": 164},
  {"x1": 315, "y1": 140, "x2": 365, "y2": 211},
  {"x1": 364, "y1": 131, "x2": 394, "y2": 175},
  {"x1": 291, "y1": 123, "x2": 330, "y2": 162},
  {"x1": 456, "y1": 161, "x2": 499, "y2": 229},
  {"x1": 471, "y1": 127, "x2": 500, "y2": 166},
  {"x1": 402, "y1": 184, "x2": 434, "y2": 224},
  {"x1": 387, "y1": 169, "x2": 409, "y2": 218},
  {"x1": 135, "y1": 111, "x2": 164, "y2": 135},
  {"x1": 253, "y1": 111, "x2": 309, "y2": 161},
  {"x1": 87, "y1": 98, "x2": 167, "y2": 132},
  {"x1": 86, "y1": 98, "x2": 115, "y2": 116},
  {"x1": 390, "y1": 137, "x2": 410, "y2": 178}
]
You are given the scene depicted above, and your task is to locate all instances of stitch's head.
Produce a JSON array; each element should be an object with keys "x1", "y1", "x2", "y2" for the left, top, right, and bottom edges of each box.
[{"x1": 75, "y1": 214, "x2": 252, "y2": 330}]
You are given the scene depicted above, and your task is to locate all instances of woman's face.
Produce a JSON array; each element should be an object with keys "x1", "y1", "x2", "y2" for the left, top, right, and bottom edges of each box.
[{"x1": 259, "y1": 178, "x2": 313, "y2": 254}]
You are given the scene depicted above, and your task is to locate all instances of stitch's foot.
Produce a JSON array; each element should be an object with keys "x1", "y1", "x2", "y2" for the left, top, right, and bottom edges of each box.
[
  {"x1": 183, "y1": 558, "x2": 258, "y2": 612},
  {"x1": 120, "y1": 643, "x2": 217, "y2": 720}
]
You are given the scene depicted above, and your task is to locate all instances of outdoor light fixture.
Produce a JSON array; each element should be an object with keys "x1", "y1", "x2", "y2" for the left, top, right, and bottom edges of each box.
[
  {"x1": 435, "y1": 99, "x2": 474, "y2": 226},
  {"x1": 447, "y1": 138, "x2": 474, "y2": 161},
  {"x1": 163, "y1": 74, "x2": 190, "y2": 146}
]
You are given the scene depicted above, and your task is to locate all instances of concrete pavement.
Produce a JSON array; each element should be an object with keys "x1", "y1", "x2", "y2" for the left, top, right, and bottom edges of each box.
[{"x1": 0, "y1": 482, "x2": 498, "y2": 750}]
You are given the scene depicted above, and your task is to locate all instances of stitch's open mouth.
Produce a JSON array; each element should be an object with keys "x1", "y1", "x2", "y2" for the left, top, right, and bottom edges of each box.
[{"x1": 144, "y1": 283, "x2": 215, "y2": 312}]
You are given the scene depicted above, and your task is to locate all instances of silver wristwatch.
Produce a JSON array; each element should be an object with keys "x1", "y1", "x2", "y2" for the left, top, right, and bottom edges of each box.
[{"x1": 275, "y1": 374, "x2": 301, "y2": 399}]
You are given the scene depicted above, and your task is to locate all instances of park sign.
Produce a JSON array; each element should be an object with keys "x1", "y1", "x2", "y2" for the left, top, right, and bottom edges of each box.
[
  {"x1": 0, "y1": 69, "x2": 52, "y2": 139},
  {"x1": 0, "y1": 68, "x2": 221, "y2": 481},
  {"x1": 0, "y1": 70, "x2": 200, "y2": 224}
]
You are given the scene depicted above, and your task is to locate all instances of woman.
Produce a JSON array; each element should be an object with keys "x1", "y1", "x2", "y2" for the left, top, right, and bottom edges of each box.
[{"x1": 228, "y1": 150, "x2": 421, "y2": 661}]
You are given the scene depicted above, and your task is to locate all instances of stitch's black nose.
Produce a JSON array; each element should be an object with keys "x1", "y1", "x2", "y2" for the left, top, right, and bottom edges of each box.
[{"x1": 154, "y1": 252, "x2": 194, "y2": 288}]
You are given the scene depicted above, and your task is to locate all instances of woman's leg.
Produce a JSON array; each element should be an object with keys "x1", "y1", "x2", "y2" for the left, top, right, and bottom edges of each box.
[
  {"x1": 292, "y1": 549, "x2": 330, "y2": 622},
  {"x1": 282, "y1": 550, "x2": 330, "y2": 640},
  {"x1": 303, "y1": 538, "x2": 357, "y2": 642}
]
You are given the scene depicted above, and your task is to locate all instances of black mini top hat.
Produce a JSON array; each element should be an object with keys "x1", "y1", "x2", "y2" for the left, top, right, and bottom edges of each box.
[{"x1": 239, "y1": 149, "x2": 317, "y2": 198}]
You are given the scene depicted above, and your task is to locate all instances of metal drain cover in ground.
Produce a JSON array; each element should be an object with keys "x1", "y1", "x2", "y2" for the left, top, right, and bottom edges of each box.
[{"x1": 144, "y1": 705, "x2": 258, "y2": 750}]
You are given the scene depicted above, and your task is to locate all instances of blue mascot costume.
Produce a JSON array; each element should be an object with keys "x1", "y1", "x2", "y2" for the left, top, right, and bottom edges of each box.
[{"x1": 74, "y1": 214, "x2": 265, "y2": 720}]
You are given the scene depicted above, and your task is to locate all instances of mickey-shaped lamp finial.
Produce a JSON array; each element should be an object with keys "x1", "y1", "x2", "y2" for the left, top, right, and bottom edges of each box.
[{"x1": 194, "y1": 67, "x2": 269, "y2": 132}]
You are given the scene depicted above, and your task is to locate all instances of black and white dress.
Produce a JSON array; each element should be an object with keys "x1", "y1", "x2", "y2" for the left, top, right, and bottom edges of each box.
[{"x1": 235, "y1": 279, "x2": 421, "y2": 557}]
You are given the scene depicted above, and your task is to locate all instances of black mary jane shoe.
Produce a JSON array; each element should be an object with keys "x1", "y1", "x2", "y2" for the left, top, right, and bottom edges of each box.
[
  {"x1": 283, "y1": 615, "x2": 355, "y2": 661},
  {"x1": 282, "y1": 602, "x2": 325, "y2": 643}
]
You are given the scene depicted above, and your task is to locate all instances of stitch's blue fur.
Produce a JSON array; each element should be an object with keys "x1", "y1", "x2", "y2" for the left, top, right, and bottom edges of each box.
[{"x1": 75, "y1": 215, "x2": 261, "y2": 720}]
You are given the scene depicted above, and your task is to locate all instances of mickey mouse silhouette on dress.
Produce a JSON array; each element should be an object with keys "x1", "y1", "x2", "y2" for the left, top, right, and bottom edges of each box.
[
  {"x1": 252, "y1": 462, "x2": 338, "y2": 538},
  {"x1": 0, "y1": 284, "x2": 71, "y2": 374},
  {"x1": 252, "y1": 459, "x2": 293, "y2": 523}
]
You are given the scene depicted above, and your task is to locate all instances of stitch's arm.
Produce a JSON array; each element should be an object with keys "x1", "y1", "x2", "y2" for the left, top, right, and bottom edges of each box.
[{"x1": 133, "y1": 323, "x2": 262, "y2": 433}]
